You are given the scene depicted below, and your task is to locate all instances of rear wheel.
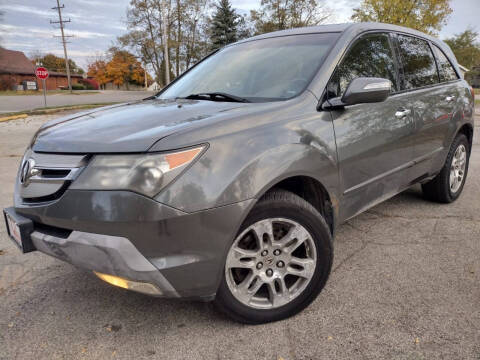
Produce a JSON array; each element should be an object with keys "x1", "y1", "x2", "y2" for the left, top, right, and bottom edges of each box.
[
  {"x1": 422, "y1": 134, "x2": 470, "y2": 203},
  {"x1": 214, "y1": 190, "x2": 333, "y2": 324}
]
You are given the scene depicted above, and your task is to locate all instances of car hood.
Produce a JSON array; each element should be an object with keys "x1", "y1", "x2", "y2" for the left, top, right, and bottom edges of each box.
[{"x1": 32, "y1": 99, "x2": 259, "y2": 153}]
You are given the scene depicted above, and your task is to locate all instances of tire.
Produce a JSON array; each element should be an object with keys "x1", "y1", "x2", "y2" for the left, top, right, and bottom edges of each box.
[
  {"x1": 214, "y1": 189, "x2": 333, "y2": 324},
  {"x1": 422, "y1": 133, "x2": 470, "y2": 203}
]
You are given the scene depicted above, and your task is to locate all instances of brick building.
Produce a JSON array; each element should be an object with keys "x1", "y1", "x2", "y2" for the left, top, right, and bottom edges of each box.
[{"x1": 0, "y1": 48, "x2": 84, "y2": 91}]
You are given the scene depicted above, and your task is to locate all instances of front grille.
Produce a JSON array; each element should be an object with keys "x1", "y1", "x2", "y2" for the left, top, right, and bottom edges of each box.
[
  {"x1": 40, "y1": 169, "x2": 71, "y2": 178},
  {"x1": 18, "y1": 151, "x2": 89, "y2": 203}
]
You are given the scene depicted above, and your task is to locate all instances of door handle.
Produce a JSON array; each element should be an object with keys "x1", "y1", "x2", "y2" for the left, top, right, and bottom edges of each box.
[
  {"x1": 445, "y1": 95, "x2": 456, "y2": 102},
  {"x1": 395, "y1": 109, "x2": 411, "y2": 119}
]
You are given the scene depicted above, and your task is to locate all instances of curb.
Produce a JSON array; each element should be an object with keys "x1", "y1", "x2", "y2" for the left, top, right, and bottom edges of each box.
[
  {"x1": 0, "y1": 114, "x2": 28, "y2": 123},
  {"x1": 0, "y1": 102, "x2": 120, "y2": 122}
]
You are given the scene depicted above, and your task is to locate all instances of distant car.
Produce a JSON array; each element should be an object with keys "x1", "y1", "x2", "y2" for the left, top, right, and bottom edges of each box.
[{"x1": 4, "y1": 22, "x2": 475, "y2": 324}]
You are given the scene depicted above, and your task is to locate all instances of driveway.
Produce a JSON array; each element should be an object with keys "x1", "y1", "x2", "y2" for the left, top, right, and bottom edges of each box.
[
  {"x1": 0, "y1": 110, "x2": 479, "y2": 359},
  {"x1": 0, "y1": 90, "x2": 155, "y2": 114}
]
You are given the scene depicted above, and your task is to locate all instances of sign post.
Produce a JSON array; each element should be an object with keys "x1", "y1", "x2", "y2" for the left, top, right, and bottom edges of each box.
[{"x1": 35, "y1": 67, "x2": 49, "y2": 108}]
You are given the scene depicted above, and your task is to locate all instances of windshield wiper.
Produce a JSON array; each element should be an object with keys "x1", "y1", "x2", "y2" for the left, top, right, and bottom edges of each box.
[{"x1": 183, "y1": 92, "x2": 250, "y2": 103}]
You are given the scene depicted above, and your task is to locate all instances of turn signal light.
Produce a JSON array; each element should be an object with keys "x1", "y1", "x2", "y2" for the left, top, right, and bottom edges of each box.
[{"x1": 94, "y1": 272, "x2": 162, "y2": 295}]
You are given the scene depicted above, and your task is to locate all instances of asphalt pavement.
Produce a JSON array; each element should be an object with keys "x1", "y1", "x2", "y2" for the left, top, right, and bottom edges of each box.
[
  {"x1": 0, "y1": 91, "x2": 155, "y2": 114},
  {"x1": 0, "y1": 110, "x2": 479, "y2": 359}
]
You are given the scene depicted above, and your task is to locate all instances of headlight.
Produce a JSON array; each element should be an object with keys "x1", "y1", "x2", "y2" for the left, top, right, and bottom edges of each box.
[{"x1": 71, "y1": 146, "x2": 205, "y2": 197}]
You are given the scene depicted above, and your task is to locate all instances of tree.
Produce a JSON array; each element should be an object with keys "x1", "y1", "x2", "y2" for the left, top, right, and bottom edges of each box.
[
  {"x1": 30, "y1": 53, "x2": 84, "y2": 74},
  {"x1": 87, "y1": 59, "x2": 109, "y2": 89},
  {"x1": 119, "y1": 0, "x2": 210, "y2": 86},
  {"x1": 210, "y1": 0, "x2": 239, "y2": 50},
  {"x1": 250, "y1": 0, "x2": 331, "y2": 35},
  {"x1": 351, "y1": 0, "x2": 452, "y2": 35},
  {"x1": 105, "y1": 49, "x2": 147, "y2": 89},
  {"x1": 444, "y1": 28, "x2": 480, "y2": 70}
]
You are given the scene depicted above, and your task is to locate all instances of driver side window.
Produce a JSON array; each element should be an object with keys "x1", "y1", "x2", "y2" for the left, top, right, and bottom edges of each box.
[{"x1": 327, "y1": 33, "x2": 398, "y2": 99}]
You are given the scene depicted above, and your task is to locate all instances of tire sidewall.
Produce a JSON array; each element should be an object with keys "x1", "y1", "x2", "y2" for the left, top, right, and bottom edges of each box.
[
  {"x1": 216, "y1": 194, "x2": 333, "y2": 324},
  {"x1": 446, "y1": 135, "x2": 470, "y2": 202}
]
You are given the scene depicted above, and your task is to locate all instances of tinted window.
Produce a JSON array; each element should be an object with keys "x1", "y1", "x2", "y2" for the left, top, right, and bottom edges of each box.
[
  {"x1": 160, "y1": 33, "x2": 339, "y2": 102},
  {"x1": 432, "y1": 45, "x2": 458, "y2": 82},
  {"x1": 327, "y1": 33, "x2": 398, "y2": 98},
  {"x1": 396, "y1": 35, "x2": 438, "y2": 89}
]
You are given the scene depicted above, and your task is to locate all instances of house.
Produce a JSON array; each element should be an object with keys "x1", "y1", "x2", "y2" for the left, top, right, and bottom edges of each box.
[
  {"x1": 148, "y1": 81, "x2": 161, "y2": 91},
  {"x1": 467, "y1": 65, "x2": 480, "y2": 88},
  {"x1": 0, "y1": 47, "x2": 84, "y2": 91},
  {"x1": 458, "y1": 64, "x2": 469, "y2": 78}
]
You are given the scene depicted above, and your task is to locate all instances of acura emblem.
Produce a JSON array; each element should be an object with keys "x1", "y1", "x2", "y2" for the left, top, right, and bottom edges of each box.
[{"x1": 20, "y1": 158, "x2": 38, "y2": 185}]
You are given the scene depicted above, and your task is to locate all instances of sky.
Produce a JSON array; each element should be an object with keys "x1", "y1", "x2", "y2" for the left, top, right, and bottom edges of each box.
[{"x1": 0, "y1": 0, "x2": 479, "y2": 70}]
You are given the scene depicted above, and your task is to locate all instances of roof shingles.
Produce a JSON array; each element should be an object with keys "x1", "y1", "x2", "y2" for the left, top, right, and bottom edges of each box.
[{"x1": 0, "y1": 47, "x2": 35, "y2": 75}]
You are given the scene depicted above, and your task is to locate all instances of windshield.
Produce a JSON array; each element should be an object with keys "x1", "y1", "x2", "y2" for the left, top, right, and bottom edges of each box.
[{"x1": 159, "y1": 33, "x2": 339, "y2": 102}]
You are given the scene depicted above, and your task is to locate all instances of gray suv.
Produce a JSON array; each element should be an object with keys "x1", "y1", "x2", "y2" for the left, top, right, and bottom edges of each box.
[{"x1": 4, "y1": 23, "x2": 475, "y2": 324}]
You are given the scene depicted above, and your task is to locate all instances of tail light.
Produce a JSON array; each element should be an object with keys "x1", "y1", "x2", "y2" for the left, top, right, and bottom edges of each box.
[{"x1": 471, "y1": 87, "x2": 475, "y2": 100}]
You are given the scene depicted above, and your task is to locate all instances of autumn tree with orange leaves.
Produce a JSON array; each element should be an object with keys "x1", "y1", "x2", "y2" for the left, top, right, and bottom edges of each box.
[
  {"x1": 87, "y1": 49, "x2": 151, "y2": 89},
  {"x1": 106, "y1": 49, "x2": 146, "y2": 89},
  {"x1": 87, "y1": 60, "x2": 109, "y2": 89}
]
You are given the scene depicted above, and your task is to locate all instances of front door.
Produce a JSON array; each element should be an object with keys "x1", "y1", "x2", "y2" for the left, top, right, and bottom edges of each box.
[{"x1": 326, "y1": 32, "x2": 417, "y2": 221}]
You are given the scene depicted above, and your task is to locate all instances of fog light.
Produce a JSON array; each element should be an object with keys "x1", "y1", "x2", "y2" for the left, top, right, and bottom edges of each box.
[{"x1": 94, "y1": 272, "x2": 162, "y2": 295}]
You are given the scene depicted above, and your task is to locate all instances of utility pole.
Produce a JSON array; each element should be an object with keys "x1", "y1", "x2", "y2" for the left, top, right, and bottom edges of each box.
[
  {"x1": 161, "y1": 0, "x2": 170, "y2": 85},
  {"x1": 51, "y1": 0, "x2": 72, "y2": 92}
]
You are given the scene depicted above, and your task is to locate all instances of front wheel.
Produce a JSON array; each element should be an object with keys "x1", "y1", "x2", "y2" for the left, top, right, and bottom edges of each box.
[
  {"x1": 214, "y1": 190, "x2": 333, "y2": 324},
  {"x1": 422, "y1": 133, "x2": 470, "y2": 203}
]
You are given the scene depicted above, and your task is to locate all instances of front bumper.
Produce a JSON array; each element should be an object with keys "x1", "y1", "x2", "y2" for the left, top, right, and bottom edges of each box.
[{"x1": 10, "y1": 189, "x2": 254, "y2": 299}]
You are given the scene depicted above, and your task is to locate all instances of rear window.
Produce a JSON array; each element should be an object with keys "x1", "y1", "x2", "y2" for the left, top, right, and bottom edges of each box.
[
  {"x1": 396, "y1": 34, "x2": 438, "y2": 89},
  {"x1": 432, "y1": 45, "x2": 458, "y2": 82}
]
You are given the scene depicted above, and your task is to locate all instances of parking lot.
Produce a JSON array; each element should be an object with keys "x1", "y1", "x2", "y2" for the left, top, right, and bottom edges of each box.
[{"x1": 0, "y1": 110, "x2": 479, "y2": 359}]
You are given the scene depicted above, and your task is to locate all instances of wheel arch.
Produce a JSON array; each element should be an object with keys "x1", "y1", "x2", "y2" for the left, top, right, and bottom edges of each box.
[
  {"x1": 457, "y1": 123, "x2": 474, "y2": 153},
  {"x1": 255, "y1": 175, "x2": 336, "y2": 235}
]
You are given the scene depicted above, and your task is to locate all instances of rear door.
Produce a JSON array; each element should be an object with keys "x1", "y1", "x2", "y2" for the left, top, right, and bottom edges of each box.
[
  {"x1": 393, "y1": 34, "x2": 459, "y2": 180},
  {"x1": 327, "y1": 32, "x2": 418, "y2": 221},
  {"x1": 426, "y1": 44, "x2": 462, "y2": 172}
]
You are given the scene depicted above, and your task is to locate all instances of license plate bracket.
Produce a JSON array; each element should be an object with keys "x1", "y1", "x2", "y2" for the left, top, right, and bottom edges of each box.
[{"x1": 3, "y1": 207, "x2": 35, "y2": 253}]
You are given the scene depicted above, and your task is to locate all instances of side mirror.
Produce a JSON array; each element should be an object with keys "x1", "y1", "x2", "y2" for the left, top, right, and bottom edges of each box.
[{"x1": 322, "y1": 77, "x2": 392, "y2": 109}]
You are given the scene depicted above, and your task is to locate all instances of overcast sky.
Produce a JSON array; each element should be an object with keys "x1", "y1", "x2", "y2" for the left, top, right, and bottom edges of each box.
[{"x1": 0, "y1": 0, "x2": 478, "y2": 70}]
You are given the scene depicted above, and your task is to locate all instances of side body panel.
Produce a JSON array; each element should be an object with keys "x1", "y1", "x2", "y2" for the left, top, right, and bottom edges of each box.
[
  {"x1": 331, "y1": 95, "x2": 416, "y2": 221},
  {"x1": 401, "y1": 83, "x2": 460, "y2": 181},
  {"x1": 153, "y1": 91, "x2": 341, "y2": 219}
]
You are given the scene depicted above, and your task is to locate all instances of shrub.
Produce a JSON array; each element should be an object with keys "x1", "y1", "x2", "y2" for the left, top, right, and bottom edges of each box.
[
  {"x1": 79, "y1": 78, "x2": 99, "y2": 90},
  {"x1": 0, "y1": 75, "x2": 17, "y2": 91},
  {"x1": 72, "y1": 83, "x2": 86, "y2": 90}
]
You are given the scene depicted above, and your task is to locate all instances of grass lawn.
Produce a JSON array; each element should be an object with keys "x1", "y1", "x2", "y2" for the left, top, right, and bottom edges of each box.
[
  {"x1": 0, "y1": 90, "x2": 61, "y2": 96},
  {"x1": 0, "y1": 102, "x2": 119, "y2": 120},
  {"x1": 0, "y1": 90, "x2": 99, "y2": 96}
]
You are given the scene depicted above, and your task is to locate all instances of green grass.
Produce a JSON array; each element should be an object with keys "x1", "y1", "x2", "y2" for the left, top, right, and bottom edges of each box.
[
  {"x1": 0, "y1": 90, "x2": 100, "y2": 96},
  {"x1": 0, "y1": 102, "x2": 119, "y2": 119},
  {"x1": 0, "y1": 90, "x2": 58, "y2": 96},
  {"x1": 474, "y1": 88, "x2": 480, "y2": 96}
]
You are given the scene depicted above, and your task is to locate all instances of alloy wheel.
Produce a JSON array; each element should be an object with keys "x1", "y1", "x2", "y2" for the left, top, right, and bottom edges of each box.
[
  {"x1": 450, "y1": 144, "x2": 467, "y2": 193},
  {"x1": 225, "y1": 218, "x2": 317, "y2": 309}
]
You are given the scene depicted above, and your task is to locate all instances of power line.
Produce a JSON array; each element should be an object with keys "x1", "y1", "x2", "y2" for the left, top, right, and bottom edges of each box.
[{"x1": 50, "y1": 0, "x2": 72, "y2": 92}]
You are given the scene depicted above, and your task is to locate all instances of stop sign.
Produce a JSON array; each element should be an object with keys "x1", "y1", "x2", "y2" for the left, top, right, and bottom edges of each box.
[{"x1": 35, "y1": 67, "x2": 49, "y2": 80}]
